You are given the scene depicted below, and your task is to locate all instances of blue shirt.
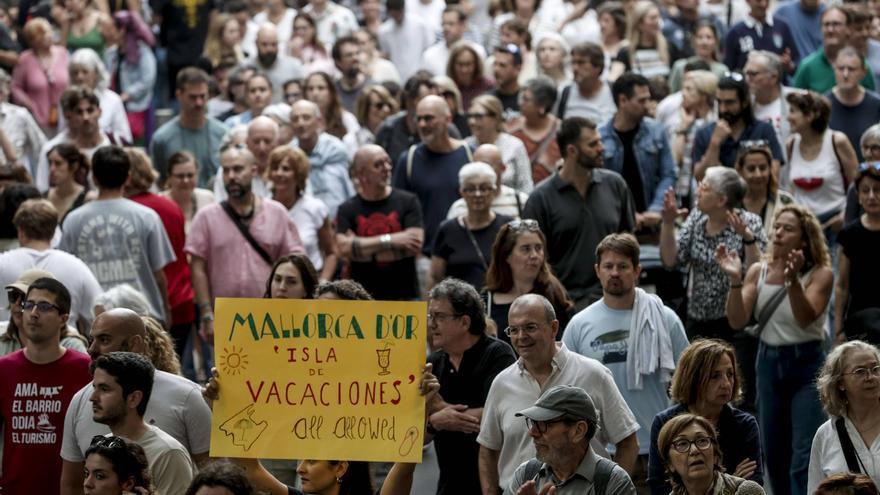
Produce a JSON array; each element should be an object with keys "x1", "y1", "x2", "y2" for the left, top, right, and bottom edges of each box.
[
  {"x1": 563, "y1": 299, "x2": 689, "y2": 455},
  {"x1": 290, "y1": 133, "x2": 355, "y2": 219},
  {"x1": 692, "y1": 120, "x2": 784, "y2": 168},
  {"x1": 392, "y1": 144, "x2": 473, "y2": 255},
  {"x1": 773, "y1": 0, "x2": 825, "y2": 59},
  {"x1": 723, "y1": 16, "x2": 799, "y2": 70},
  {"x1": 648, "y1": 403, "x2": 764, "y2": 495}
]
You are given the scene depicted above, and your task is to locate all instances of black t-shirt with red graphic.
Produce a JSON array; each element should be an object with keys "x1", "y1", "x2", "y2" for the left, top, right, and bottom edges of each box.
[{"x1": 336, "y1": 189, "x2": 423, "y2": 301}]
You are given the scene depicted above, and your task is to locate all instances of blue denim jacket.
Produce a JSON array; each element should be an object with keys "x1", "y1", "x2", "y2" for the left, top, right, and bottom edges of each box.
[{"x1": 599, "y1": 117, "x2": 676, "y2": 212}]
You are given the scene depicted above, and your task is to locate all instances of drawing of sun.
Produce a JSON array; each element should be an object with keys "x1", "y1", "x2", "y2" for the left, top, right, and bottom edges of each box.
[{"x1": 220, "y1": 346, "x2": 249, "y2": 375}]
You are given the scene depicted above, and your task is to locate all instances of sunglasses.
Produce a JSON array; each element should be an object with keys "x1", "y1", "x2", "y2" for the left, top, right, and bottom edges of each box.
[
  {"x1": 6, "y1": 288, "x2": 23, "y2": 305},
  {"x1": 739, "y1": 139, "x2": 769, "y2": 151},
  {"x1": 858, "y1": 162, "x2": 880, "y2": 172},
  {"x1": 90, "y1": 435, "x2": 126, "y2": 449},
  {"x1": 508, "y1": 218, "x2": 540, "y2": 231}
]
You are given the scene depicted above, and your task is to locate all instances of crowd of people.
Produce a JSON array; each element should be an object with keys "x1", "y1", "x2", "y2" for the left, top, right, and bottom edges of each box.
[{"x1": 1, "y1": 0, "x2": 880, "y2": 493}]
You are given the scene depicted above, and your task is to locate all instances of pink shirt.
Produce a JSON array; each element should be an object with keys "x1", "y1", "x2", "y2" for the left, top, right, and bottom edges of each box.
[
  {"x1": 186, "y1": 198, "x2": 305, "y2": 299},
  {"x1": 11, "y1": 47, "x2": 69, "y2": 130}
]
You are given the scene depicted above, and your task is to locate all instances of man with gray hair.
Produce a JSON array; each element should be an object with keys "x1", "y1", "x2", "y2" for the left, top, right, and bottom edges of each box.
[
  {"x1": 186, "y1": 143, "x2": 304, "y2": 342},
  {"x1": 392, "y1": 95, "x2": 474, "y2": 282},
  {"x1": 213, "y1": 116, "x2": 277, "y2": 201},
  {"x1": 289, "y1": 99, "x2": 354, "y2": 217},
  {"x1": 478, "y1": 293, "x2": 640, "y2": 494},
  {"x1": 446, "y1": 144, "x2": 530, "y2": 219},
  {"x1": 509, "y1": 385, "x2": 637, "y2": 495},
  {"x1": 0, "y1": 69, "x2": 46, "y2": 171},
  {"x1": 426, "y1": 278, "x2": 516, "y2": 495},
  {"x1": 745, "y1": 50, "x2": 795, "y2": 148}
]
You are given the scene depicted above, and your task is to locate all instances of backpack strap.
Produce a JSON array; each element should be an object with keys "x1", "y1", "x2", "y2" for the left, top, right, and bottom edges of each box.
[
  {"x1": 835, "y1": 416, "x2": 863, "y2": 473},
  {"x1": 406, "y1": 144, "x2": 418, "y2": 184},
  {"x1": 462, "y1": 142, "x2": 474, "y2": 162},
  {"x1": 556, "y1": 85, "x2": 572, "y2": 119},
  {"x1": 521, "y1": 458, "x2": 545, "y2": 483},
  {"x1": 593, "y1": 458, "x2": 615, "y2": 495}
]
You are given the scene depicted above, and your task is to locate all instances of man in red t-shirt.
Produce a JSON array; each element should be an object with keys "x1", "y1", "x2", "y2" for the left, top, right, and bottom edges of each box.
[{"x1": 0, "y1": 277, "x2": 91, "y2": 494}]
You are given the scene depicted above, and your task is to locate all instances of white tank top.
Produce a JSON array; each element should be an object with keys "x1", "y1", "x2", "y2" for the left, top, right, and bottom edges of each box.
[
  {"x1": 788, "y1": 131, "x2": 846, "y2": 217},
  {"x1": 755, "y1": 262, "x2": 826, "y2": 346}
]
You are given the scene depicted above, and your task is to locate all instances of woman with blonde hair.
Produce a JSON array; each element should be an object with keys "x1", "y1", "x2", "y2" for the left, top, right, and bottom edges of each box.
[
  {"x1": 268, "y1": 146, "x2": 337, "y2": 282},
  {"x1": 142, "y1": 316, "x2": 182, "y2": 375},
  {"x1": 718, "y1": 204, "x2": 833, "y2": 495},
  {"x1": 202, "y1": 13, "x2": 245, "y2": 69},
  {"x1": 447, "y1": 41, "x2": 495, "y2": 111},
  {"x1": 344, "y1": 84, "x2": 397, "y2": 156},
  {"x1": 671, "y1": 69, "x2": 718, "y2": 206},
  {"x1": 608, "y1": 0, "x2": 676, "y2": 81},
  {"x1": 648, "y1": 339, "x2": 763, "y2": 495},
  {"x1": 809, "y1": 340, "x2": 880, "y2": 493},
  {"x1": 465, "y1": 94, "x2": 533, "y2": 193}
]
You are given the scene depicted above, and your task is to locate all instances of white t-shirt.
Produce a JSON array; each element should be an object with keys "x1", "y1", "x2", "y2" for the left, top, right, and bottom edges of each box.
[
  {"x1": 0, "y1": 248, "x2": 103, "y2": 328},
  {"x1": 378, "y1": 16, "x2": 435, "y2": 82},
  {"x1": 477, "y1": 344, "x2": 640, "y2": 487},
  {"x1": 562, "y1": 299, "x2": 690, "y2": 455},
  {"x1": 752, "y1": 87, "x2": 794, "y2": 158},
  {"x1": 125, "y1": 425, "x2": 196, "y2": 495},
  {"x1": 808, "y1": 416, "x2": 880, "y2": 495},
  {"x1": 61, "y1": 370, "x2": 212, "y2": 462},
  {"x1": 252, "y1": 8, "x2": 297, "y2": 53},
  {"x1": 561, "y1": 82, "x2": 617, "y2": 125},
  {"x1": 289, "y1": 194, "x2": 329, "y2": 271}
]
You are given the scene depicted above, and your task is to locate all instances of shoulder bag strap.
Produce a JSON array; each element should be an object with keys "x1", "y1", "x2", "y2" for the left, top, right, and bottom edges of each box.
[
  {"x1": 751, "y1": 284, "x2": 788, "y2": 338},
  {"x1": 460, "y1": 218, "x2": 489, "y2": 270},
  {"x1": 531, "y1": 120, "x2": 559, "y2": 175},
  {"x1": 515, "y1": 191, "x2": 523, "y2": 217},
  {"x1": 829, "y1": 132, "x2": 850, "y2": 190},
  {"x1": 835, "y1": 416, "x2": 863, "y2": 473},
  {"x1": 593, "y1": 458, "x2": 615, "y2": 495},
  {"x1": 220, "y1": 201, "x2": 273, "y2": 266},
  {"x1": 556, "y1": 85, "x2": 571, "y2": 119}
]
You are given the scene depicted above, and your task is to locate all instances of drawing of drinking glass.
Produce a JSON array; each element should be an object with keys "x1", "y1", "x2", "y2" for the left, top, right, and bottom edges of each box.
[{"x1": 376, "y1": 348, "x2": 391, "y2": 375}]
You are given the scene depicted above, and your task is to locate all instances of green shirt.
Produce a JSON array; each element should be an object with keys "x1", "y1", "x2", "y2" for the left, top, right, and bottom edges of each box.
[{"x1": 793, "y1": 48, "x2": 876, "y2": 94}]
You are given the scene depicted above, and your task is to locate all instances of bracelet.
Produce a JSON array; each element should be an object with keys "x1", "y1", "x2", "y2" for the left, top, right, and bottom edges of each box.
[
  {"x1": 201, "y1": 313, "x2": 214, "y2": 322},
  {"x1": 380, "y1": 233, "x2": 392, "y2": 250},
  {"x1": 743, "y1": 237, "x2": 756, "y2": 245}
]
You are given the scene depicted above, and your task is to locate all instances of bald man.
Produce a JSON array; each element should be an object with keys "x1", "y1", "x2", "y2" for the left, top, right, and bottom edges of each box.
[
  {"x1": 289, "y1": 100, "x2": 354, "y2": 217},
  {"x1": 213, "y1": 116, "x2": 277, "y2": 201},
  {"x1": 59, "y1": 309, "x2": 213, "y2": 495},
  {"x1": 446, "y1": 144, "x2": 530, "y2": 219},
  {"x1": 392, "y1": 95, "x2": 475, "y2": 265},
  {"x1": 251, "y1": 23, "x2": 304, "y2": 102},
  {"x1": 337, "y1": 145, "x2": 424, "y2": 300}
]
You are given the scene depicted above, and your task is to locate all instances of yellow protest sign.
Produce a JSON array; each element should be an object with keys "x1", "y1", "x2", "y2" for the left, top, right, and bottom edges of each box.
[{"x1": 209, "y1": 298, "x2": 427, "y2": 463}]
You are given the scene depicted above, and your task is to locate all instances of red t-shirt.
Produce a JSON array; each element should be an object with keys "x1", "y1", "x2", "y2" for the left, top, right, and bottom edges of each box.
[
  {"x1": 0, "y1": 349, "x2": 91, "y2": 494},
  {"x1": 131, "y1": 192, "x2": 195, "y2": 325}
]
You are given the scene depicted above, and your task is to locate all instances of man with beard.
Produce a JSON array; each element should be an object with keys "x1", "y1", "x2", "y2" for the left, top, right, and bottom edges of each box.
[
  {"x1": 250, "y1": 23, "x2": 304, "y2": 101},
  {"x1": 522, "y1": 117, "x2": 636, "y2": 311},
  {"x1": 0, "y1": 277, "x2": 91, "y2": 494},
  {"x1": 187, "y1": 143, "x2": 304, "y2": 338},
  {"x1": 59, "y1": 309, "x2": 212, "y2": 495},
  {"x1": 150, "y1": 68, "x2": 228, "y2": 187},
  {"x1": 562, "y1": 234, "x2": 689, "y2": 491},
  {"x1": 507, "y1": 385, "x2": 637, "y2": 495},
  {"x1": 692, "y1": 74, "x2": 783, "y2": 181},
  {"x1": 478, "y1": 295, "x2": 639, "y2": 494},
  {"x1": 333, "y1": 35, "x2": 372, "y2": 112},
  {"x1": 336, "y1": 145, "x2": 424, "y2": 300},
  {"x1": 600, "y1": 73, "x2": 676, "y2": 230},
  {"x1": 89, "y1": 352, "x2": 195, "y2": 495}
]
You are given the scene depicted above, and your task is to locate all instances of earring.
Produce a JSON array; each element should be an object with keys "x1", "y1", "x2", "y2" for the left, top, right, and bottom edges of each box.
[{"x1": 336, "y1": 477, "x2": 342, "y2": 484}]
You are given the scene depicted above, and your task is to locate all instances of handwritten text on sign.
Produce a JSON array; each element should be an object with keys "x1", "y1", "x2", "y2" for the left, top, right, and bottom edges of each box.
[{"x1": 209, "y1": 298, "x2": 427, "y2": 463}]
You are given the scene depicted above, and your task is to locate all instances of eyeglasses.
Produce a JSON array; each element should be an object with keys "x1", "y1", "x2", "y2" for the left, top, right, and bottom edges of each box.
[
  {"x1": 427, "y1": 312, "x2": 462, "y2": 323},
  {"x1": 6, "y1": 288, "x2": 23, "y2": 305},
  {"x1": 858, "y1": 162, "x2": 880, "y2": 172},
  {"x1": 844, "y1": 365, "x2": 880, "y2": 380},
  {"x1": 671, "y1": 436, "x2": 713, "y2": 453},
  {"x1": 504, "y1": 323, "x2": 542, "y2": 337},
  {"x1": 466, "y1": 112, "x2": 495, "y2": 120},
  {"x1": 508, "y1": 218, "x2": 540, "y2": 232},
  {"x1": 372, "y1": 101, "x2": 392, "y2": 111},
  {"x1": 440, "y1": 90, "x2": 456, "y2": 99},
  {"x1": 21, "y1": 300, "x2": 62, "y2": 313},
  {"x1": 90, "y1": 435, "x2": 126, "y2": 449},
  {"x1": 739, "y1": 139, "x2": 769, "y2": 151},
  {"x1": 462, "y1": 185, "x2": 496, "y2": 195},
  {"x1": 524, "y1": 417, "x2": 568, "y2": 434},
  {"x1": 744, "y1": 69, "x2": 765, "y2": 78}
]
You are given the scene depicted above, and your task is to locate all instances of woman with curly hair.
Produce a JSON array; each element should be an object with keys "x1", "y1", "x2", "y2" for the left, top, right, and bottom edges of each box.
[
  {"x1": 142, "y1": 316, "x2": 182, "y2": 375},
  {"x1": 304, "y1": 71, "x2": 359, "y2": 140},
  {"x1": 719, "y1": 204, "x2": 834, "y2": 495},
  {"x1": 84, "y1": 436, "x2": 154, "y2": 495},
  {"x1": 483, "y1": 218, "x2": 571, "y2": 343},
  {"x1": 809, "y1": 340, "x2": 880, "y2": 493}
]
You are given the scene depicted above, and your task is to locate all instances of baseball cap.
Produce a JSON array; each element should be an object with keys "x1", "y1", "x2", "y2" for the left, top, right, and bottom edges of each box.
[
  {"x1": 5, "y1": 269, "x2": 55, "y2": 295},
  {"x1": 515, "y1": 385, "x2": 599, "y2": 423}
]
